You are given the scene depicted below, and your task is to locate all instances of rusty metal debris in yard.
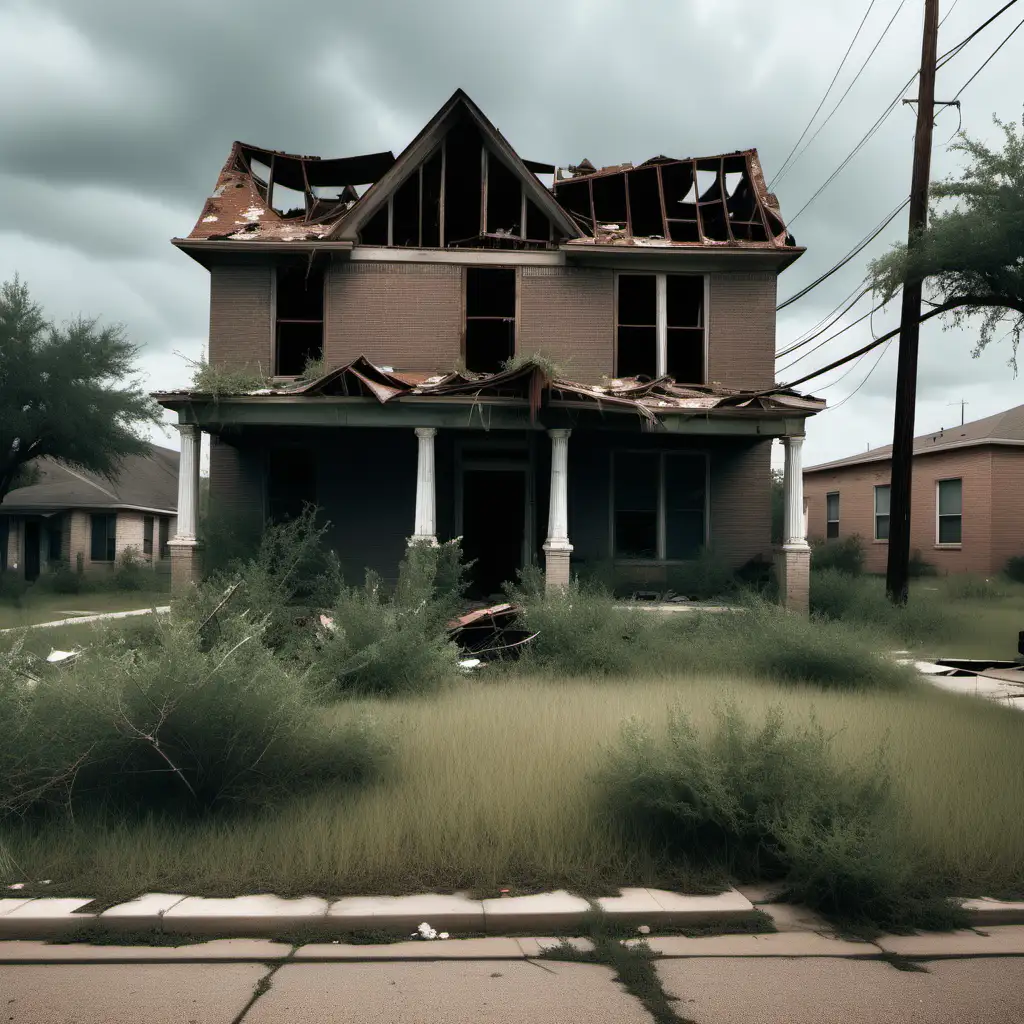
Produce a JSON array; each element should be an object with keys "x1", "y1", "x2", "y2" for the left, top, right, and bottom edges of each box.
[{"x1": 447, "y1": 603, "x2": 536, "y2": 663}]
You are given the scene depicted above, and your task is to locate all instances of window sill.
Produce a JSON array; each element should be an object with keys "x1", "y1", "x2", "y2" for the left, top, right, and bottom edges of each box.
[
  {"x1": 872, "y1": 539, "x2": 888, "y2": 544},
  {"x1": 934, "y1": 543, "x2": 962, "y2": 550}
]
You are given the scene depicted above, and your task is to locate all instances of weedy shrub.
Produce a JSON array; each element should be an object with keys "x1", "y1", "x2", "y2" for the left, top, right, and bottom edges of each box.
[
  {"x1": 0, "y1": 573, "x2": 29, "y2": 605},
  {"x1": 601, "y1": 704, "x2": 962, "y2": 931},
  {"x1": 811, "y1": 535, "x2": 865, "y2": 576},
  {"x1": 907, "y1": 550, "x2": 938, "y2": 578},
  {"x1": 305, "y1": 540, "x2": 467, "y2": 697},
  {"x1": 110, "y1": 547, "x2": 149, "y2": 592},
  {"x1": 1005, "y1": 555, "x2": 1024, "y2": 584},
  {"x1": 665, "y1": 548, "x2": 737, "y2": 600},
  {"x1": 944, "y1": 574, "x2": 1006, "y2": 601},
  {"x1": 188, "y1": 357, "x2": 269, "y2": 397}
]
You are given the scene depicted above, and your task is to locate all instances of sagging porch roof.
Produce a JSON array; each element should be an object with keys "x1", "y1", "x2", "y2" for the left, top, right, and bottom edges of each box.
[{"x1": 154, "y1": 356, "x2": 825, "y2": 430}]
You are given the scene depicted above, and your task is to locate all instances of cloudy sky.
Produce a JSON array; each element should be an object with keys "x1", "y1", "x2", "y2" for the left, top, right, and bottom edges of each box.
[{"x1": 1, "y1": 0, "x2": 1021, "y2": 467}]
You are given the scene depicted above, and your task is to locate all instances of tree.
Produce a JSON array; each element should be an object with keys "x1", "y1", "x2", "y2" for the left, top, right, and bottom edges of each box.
[
  {"x1": 0, "y1": 277, "x2": 160, "y2": 504},
  {"x1": 869, "y1": 116, "x2": 1024, "y2": 366}
]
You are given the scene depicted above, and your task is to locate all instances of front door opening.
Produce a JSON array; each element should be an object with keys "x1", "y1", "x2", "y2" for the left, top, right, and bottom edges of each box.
[{"x1": 461, "y1": 469, "x2": 526, "y2": 599}]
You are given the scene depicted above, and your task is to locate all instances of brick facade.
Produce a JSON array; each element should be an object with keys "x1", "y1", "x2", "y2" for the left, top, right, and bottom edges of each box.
[
  {"x1": 804, "y1": 446, "x2": 1021, "y2": 576},
  {"x1": 208, "y1": 264, "x2": 273, "y2": 372},
  {"x1": 707, "y1": 272, "x2": 777, "y2": 390}
]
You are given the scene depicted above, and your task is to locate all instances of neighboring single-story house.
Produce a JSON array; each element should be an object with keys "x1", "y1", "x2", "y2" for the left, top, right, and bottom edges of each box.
[
  {"x1": 804, "y1": 404, "x2": 1024, "y2": 575},
  {"x1": 0, "y1": 448, "x2": 179, "y2": 581}
]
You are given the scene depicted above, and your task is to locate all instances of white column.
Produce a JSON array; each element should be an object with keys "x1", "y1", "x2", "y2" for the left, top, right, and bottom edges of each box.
[
  {"x1": 782, "y1": 435, "x2": 809, "y2": 549},
  {"x1": 175, "y1": 423, "x2": 201, "y2": 541},
  {"x1": 410, "y1": 427, "x2": 438, "y2": 546},
  {"x1": 543, "y1": 428, "x2": 572, "y2": 554}
]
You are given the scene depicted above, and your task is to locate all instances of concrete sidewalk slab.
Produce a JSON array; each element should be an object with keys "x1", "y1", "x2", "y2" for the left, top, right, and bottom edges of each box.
[
  {"x1": 963, "y1": 897, "x2": 1024, "y2": 925},
  {"x1": 247, "y1": 961, "x2": 652, "y2": 1023},
  {"x1": 0, "y1": 938, "x2": 293, "y2": 962},
  {"x1": 643, "y1": 931, "x2": 876, "y2": 957},
  {"x1": 876, "y1": 926, "x2": 1024, "y2": 957},
  {"x1": 161, "y1": 894, "x2": 328, "y2": 935},
  {"x1": 98, "y1": 892, "x2": 188, "y2": 929},
  {"x1": 0, "y1": 899, "x2": 95, "y2": 938},
  {"x1": 481, "y1": 890, "x2": 591, "y2": 933},
  {"x1": 327, "y1": 893, "x2": 485, "y2": 932},
  {"x1": 517, "y1": 936, "x2": 596, "y2": 957},
  {"x1": 294, "y1": 937, "x2": 524, "y2": 960},
  {"x1": 0, "y1": 962, "x2": 265, "y2": 1023}
]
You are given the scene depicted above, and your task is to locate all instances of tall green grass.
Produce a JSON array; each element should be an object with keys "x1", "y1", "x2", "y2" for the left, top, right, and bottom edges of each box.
[{"x1": 4, "y1": 674, "x2": 1022, "y2": 903}]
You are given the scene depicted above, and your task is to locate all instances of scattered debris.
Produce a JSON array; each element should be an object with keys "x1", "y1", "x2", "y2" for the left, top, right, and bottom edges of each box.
[
  {"x1": 412, "y1": 922, "x2": 450, "y2": 940},
  {"x1": 447, "y1": 603, "x2": 537, "y2": 663},
  {"x1": 45, "y1": 648, "x2": 82, "y2": 664}
]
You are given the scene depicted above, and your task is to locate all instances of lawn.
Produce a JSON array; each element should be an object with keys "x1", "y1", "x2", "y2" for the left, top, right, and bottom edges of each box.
[
  {"x1": 915, "y1": 580, "x2": 1024, "y2": 660},
  {"x1": 5, "y1": 671, "x2": 1022, "y2": 903},
  {"x1": 0, "y1": 588, "x2": 170, "y2": 630}
]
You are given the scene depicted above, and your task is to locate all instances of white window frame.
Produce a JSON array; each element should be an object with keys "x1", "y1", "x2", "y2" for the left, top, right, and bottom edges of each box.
[
  {"x1": 614, "y1": 272, "x2": 708, "y2": 381},
  {"x1": 825, "y1": 491, "x2": 840, "y2": 539},
  {"x1": 874, "y1": 484, "x2": 890, "y2": 542},
  {"x1": 609, "y1": 449, "x2": 710, "y2": 563},
  {"x1": 935, "y1": 477, "x2": 963, "y2": 547}
]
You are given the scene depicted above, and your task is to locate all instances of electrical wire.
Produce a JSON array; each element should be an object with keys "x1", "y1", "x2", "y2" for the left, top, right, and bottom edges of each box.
[
  {"x1": 824, "y1": 337, "x2": 896, "y2": 409},
  {"x1": 770, "y1": 0, "x2": 879, "y2": 188},
  {"x1": 777, "y1": 300, "x2": 888, "y2": 373},
  {"x1": 951, "y1": 13, "x2": 1024, "y2": 99},
  {"x1": 776, "y1": 289, "x2": 870, "y2": 359},
  {"x1": 774, "y1": 0, "x2": 908, "y2": 189},
  {"x1": 936, "y1": 0, "x2": 1021, "y2": 68},
  {"x1": 776, "y1": 197, "x2": 909, "y2": 309}
]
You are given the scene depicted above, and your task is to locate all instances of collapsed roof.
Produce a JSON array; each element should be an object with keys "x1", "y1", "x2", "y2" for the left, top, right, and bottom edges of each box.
[
  {"x1": 154, "y1": 356, "x2": 824, "y2": 427},
  {"x1": 184, "y1": 90, "x2": 796, "y2": 252}
]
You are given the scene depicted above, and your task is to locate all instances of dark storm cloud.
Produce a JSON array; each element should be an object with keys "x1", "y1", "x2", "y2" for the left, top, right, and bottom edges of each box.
[{"x1": 0, "y1": 0, "x2": 1020, "y2": 458}]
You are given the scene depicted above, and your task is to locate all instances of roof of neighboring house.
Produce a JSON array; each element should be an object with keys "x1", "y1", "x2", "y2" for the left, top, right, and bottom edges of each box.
[
  {"x1": 805, "y1": 404, "x2": 1024, "y2": 474},
  {"x1": 176, "y1": 89, "x2": 799, "y2": 255},
  {"x1": 0, "y1": 448, "x2": 179, "y2": 515}
]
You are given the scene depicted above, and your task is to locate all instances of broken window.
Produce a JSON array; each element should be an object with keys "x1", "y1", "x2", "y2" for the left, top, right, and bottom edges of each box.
[
  {"x1": 267, "y1": 448, "x2": 317, "y2": 524},
  {"x1": 465, "y1": 268, "x2": 515, "y2": 373},
  {"x1": 614, "y1": 451, "x2": 706, "y2": 560},
  {"x1": 275, "y1": 262, "x2": 324, "y2": 376},
  {"x1": 616, "y1": 273, "x2": 705, "y2": 382}
]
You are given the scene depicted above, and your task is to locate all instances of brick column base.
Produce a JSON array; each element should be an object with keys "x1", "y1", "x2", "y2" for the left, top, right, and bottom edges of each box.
[
  {"x1": 168, "y1": 541, "x2": 203, "y2": 591},
  {"x1": 543, "y1": 548, "x2": 572, "y2": 593},
  {"x1": 775, "y1": 545, "x2": 811, "y2": 615}
]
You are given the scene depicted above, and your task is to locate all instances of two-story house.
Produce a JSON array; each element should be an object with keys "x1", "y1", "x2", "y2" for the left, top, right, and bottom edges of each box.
[{"x1": 155, "y1": 91, "x2": 823, "y2": 609}]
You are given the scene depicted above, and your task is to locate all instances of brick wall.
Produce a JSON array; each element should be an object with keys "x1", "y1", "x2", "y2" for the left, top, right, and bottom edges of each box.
[
  {"x1": 706, "y1": 272, "x2": 777, "y2": 390},
  {"x1": 208, "y1": 441, "x2": 266, "y2": 534},
  {"x1": 709, "y1": 439, "x2": 773, "y2": 566},
  {"x1": 325, "y1": 261, "x2": 463, "y2": 372},
  {"x1": 989, "y1": 448, "x2": 1024, "y2": 572},
  {"x1": 518, "y1": 266, "x2": 614, "y2": 382},
  {"x1": 208, "y1": 264, "x2": 273, "y2": 371},
  {"x1": 805, "y1": 447, "x2": 998, "y2": 575}
]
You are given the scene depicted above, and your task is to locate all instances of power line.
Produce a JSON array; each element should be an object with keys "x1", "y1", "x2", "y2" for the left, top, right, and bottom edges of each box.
[
  {"x1": 777, "y1": 298, "x2": 888, "y2": 372},
  {"x1": 774, "y1": 0, "x2": 908, "y2": 189},
  {"x1": 776, "y1": 196, "x2": 909, "y2": 309},
  {"x1": 951, "y1": 12, "x2": 1024, "y2": 99},
  {"x1": 936, "y1": 0, "x2": 1021, "y2": 68},
  {"x1": 825, "y1": 337, "x2": 896, "y2": 410},
  {"x1": 770, "y1": 0, "x2": 880, "y2": 188},
  {"x1": 776, "y1": 289, "x2": 870, "y2": 359}
]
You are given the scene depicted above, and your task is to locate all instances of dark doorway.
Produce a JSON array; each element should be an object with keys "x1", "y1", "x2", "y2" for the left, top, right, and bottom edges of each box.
[
  {"x1": 24, "y1": 520, "x2": 40, "y2": 581},
  {"x1": 461, "y1": 469, "x2": 526, "y2": 599}
]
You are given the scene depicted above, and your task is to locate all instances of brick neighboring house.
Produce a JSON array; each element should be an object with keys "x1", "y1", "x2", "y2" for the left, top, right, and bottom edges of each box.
[
  {"x1": 804, "y1": 404, "x2": 1024, "y2": 576},
  {"x1": 0, "y1": 449, "x2": 179, "y2": 581},
  {"x1": 155, "y1": 90, "x2": 824, "y2": 609}
]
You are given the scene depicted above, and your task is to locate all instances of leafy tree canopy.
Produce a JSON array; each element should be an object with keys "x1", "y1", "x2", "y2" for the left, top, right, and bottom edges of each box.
[
  {"x1": 0, "y1": 276, "x2": 160, "y2": 503},
  {"x1": 868, "y1": 116, "x2": 1024, "y2": 366}
]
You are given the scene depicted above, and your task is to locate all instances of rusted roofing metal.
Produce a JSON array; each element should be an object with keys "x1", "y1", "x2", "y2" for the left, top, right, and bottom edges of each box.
[
  {"x1": 180, "y1": 93, "x2": 796, "y2": 251},
  {"x1": 154, "y1": 356, "x2": 824, "y2": 423}
]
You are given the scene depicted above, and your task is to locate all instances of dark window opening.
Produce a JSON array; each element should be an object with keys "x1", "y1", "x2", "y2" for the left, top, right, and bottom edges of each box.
[
  {"x1": 614, "y1": 452, "x2": 659, "y2": 559},
  {"x1": 465, "y1": 267, "x2": 515, "y2": 373},
  {"x1": 421, "y1": 149, "x2": 443, "y2": 248},
  {"x1": 617, "y1": 274, "x2": 657, "y2": 378},
  {"x1": 275, "y1": 262, "x2": 324, "y2": 376},
  {"x1": 627, "y1": 168, "x2": 664, "y2": 237},
  {"x1": 90, "y1": 513, "x2": 117, "y2": 562},
  {"x1": 462, "y1": 469, "x2": 526, "y2": 599},
  {"x1": 554, "y1": 179, "x2": 593, "y2": 230},
  {"x1": 826, "y1": 492, "x2": 840, "y2": 540},
  {"x1": 159, "y1": 517, "x2": 170, "y2": 559},
  {"x1": 486, "y1": 151, "x2": 522, "y2": 235},
  {"x1": 592, "y1": 173, "x2": 628, "y2": 224},
  {"x1": 47, "y1": 520, "x2": 62, "y2": 562},
  {"x1": 267, "y1": 448, "x2": 317, "y2": 524},
  {"x1": 444, "y1": 119, "x2": 483, "y2": 246},
  {"x1": 0, "y1": 517, "x2": 7, "y2": 572},
  {"x1": 666, "y1": 275, "x2": 704, "y2": 383},
  {"x1": 143, "y1": 515, "x2": 154, "y2": 556},
  {"x1": 391, "y1": 172, "x2": 420, "y2": 247},
  {"x1": 524, "y1": 196, "x2": 551, "y2": 242},
  {"x1": 664, "y1": 454, "x2": 706, "y2": 560},
  {"x1": 360, "y1": 205, "x2": 389, "y2": 245}
]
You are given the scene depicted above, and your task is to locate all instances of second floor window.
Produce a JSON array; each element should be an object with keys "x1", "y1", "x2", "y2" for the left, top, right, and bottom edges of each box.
[
  {"x1": 143, "y1": 515, "x2": 154, "y2": 556},
  {"x1": 826, "y1": 492, "x2": 840, "y2": 539},
  {"x1": 90, "y1": 513, "x2": 117, "y2": 562},
  {"x1": 937, "y1": 478, "x2": 962, "y2": 544},
  {"x1": 275, "y1": 262, "x2": 324, "y2": 376},
  {"x1": 616, "y1": 273, "x2": 704, "y2": 383},
  {"x1": 465, "y1": 267, "x2": 516, "y2": 373},
  {"x1": 874, "y1": 484, "x2": 890, "y2": 541}
]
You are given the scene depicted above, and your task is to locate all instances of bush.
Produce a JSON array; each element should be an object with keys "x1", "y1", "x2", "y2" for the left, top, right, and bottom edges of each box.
[
  {"x1": 665, "y1": 548, "x2": 737, "y2": 600},
  {"x1": 1005, "y1": 555, "x2": 1024, "y2": 584},
  {"x1": 0, "y1": 573, "x2": 28, "y2": 605},
  {"x1": 111, "y1": 547, "x2": 149, "y2": 592},
  {"x1": 907, "y1": 550, "x2": 938, "y2": 578},
  {"x1": 35, "y1": 559, "x2": 85, "y2": 595},
  {"x1": 810, "y1": 535, "x2": 865, "y2": 576},
  {"x1": 944, "y1": 574, "x2": 1006, "y2": 601},
  {"x1": 601, "y1": 704, "x2": 962, "y2": 931},
  {"x1": 304, "y1": 540, "x2": 467, "y2": 697},
  {"x1": 0, "y1": 600, "x2": 386, "y2": 819}
]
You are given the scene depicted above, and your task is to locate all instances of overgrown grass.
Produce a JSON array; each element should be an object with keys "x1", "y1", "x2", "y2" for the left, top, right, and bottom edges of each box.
[
  {"x1": 0, "y1": 589, "x2": 169, "y2": 630},
  {"x1": 3, "y1": 674, "x2": 1022, "y2": 907}
]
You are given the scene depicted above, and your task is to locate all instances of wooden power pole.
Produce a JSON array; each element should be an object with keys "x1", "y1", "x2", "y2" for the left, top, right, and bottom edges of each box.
[{"x1": 886, "y1": 0, "x2": 941, "y2": 605}]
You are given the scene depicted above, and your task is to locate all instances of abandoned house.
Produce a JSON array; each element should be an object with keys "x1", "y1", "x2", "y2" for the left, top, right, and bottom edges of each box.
[
  {"x1": 805, "y1": 403, "x2": 1024, "y2": 576},
  {"x1": 155, "y1": 89, "x2": 823, "y2": 610},
  {"x1": 0, "y1": 448, "x2": 179, "y2": 581}
]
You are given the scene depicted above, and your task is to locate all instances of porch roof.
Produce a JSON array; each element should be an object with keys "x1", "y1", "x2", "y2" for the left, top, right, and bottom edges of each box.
[{"x1": 153, "y1": 356, "x2": 824, "y2": 436}]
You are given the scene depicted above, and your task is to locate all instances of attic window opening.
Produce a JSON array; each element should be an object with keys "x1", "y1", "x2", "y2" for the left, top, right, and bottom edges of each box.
[
  {"x1": 465, "y1": 267, "x2": 515, "y2": 373},
  {"x1": 627, "y1": 168, "x2": 664, "y2": 237},
  {"x1": 616, "y1": 273, "x2": 705, "y2": 383},
  {"x1": 444, "y1": 119, "x2": 483, "y2": 246},
  {"x1": 486, "y1": 150, "x2": 522, "y2": 236},
  {"x1": 275, "y1": 262, "x2": 324, "y2": 376}
]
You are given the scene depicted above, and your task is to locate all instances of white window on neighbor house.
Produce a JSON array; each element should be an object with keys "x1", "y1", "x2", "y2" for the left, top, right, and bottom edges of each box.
[
  {"x1": 826, "y1": 492, "x2": 840, "y2": 539},
  {"x1": 612, "y1": 451, "x2": 708, "y2": 560},
  {"x1": 874, "y1": 484, "x2": 890, "y2": 541},
  {"x1": 937, "y1": 478, "x2": 963, "y2": 545}
]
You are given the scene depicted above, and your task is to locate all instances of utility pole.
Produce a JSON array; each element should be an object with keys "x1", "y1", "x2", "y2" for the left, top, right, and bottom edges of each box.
[
  {"x1": 948, "y1": 399, "x2": 968, "y2": 426},
  {"x1": 886, "y1": 0, "x2": 940, "y2": 606}
]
